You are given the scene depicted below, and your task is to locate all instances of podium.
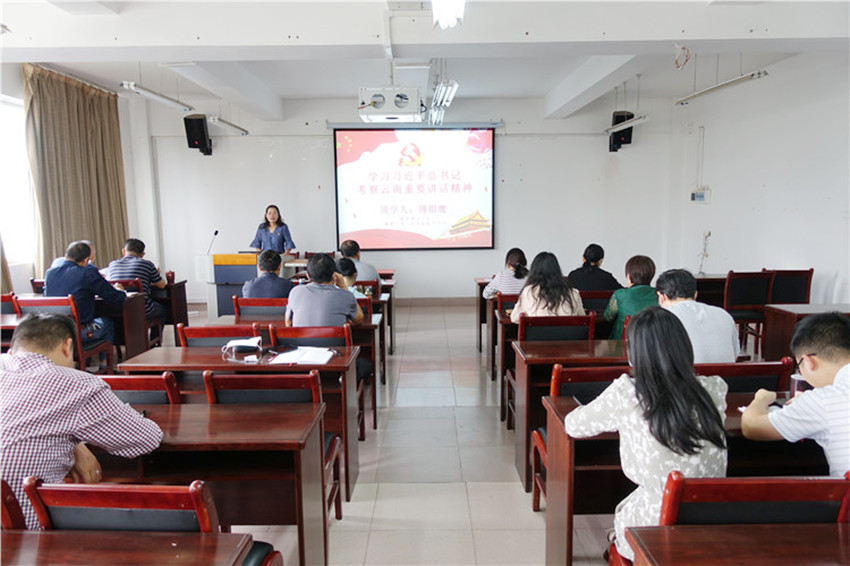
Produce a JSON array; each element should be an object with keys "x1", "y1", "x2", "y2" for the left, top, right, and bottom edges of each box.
[{"x1": 196, "y1": 253, "x2": 258, "y2": 318}]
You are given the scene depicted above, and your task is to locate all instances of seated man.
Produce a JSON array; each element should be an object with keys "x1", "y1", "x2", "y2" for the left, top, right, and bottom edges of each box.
[
  {"x1": 742, "y1": 312, "x2": 850, "y2": 477},
  {"x1": 339, "y1": 239, "x2": 379, "y2": 285},
  {"x1": 45, "y1": 240, "x2": 126, "y2": 346},
  {"x1": 242, "y1": 250, "x2": 296, "y2": 299},
  {"x1": 0, "y1": 314, "x2": 163, "y2": 529},
  {"x1": 656, "y1": 268, "x2": 739, "y2": 363},
  {"x1": 105, "y1": 238, "x2": 168, "y2": 326}
]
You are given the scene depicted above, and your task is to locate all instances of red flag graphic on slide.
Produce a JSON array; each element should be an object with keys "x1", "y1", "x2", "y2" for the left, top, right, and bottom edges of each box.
[{"x1": 336, "y1": 130, "x2": 400, "y2": 166}]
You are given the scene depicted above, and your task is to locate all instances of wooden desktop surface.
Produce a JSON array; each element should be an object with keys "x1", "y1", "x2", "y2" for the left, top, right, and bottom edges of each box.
[
  {"x1": 100, "y1": 403, "x2": 325, "y2": 566},
  {"x1": 512, "y1": 339, "x2": 628, "y2": 491},
  {"x1": 542, "y1": 393, "x2": 829, "y2": 566},
  {"x1": 0, "y1": 531, "x2": 253, "y2": 566},
  {"x1": 117, "y1": 346, "x2": 360, "y2": 502},
  {"x1": 625, "y1": 523, "x2": 850, "y2": 566}
]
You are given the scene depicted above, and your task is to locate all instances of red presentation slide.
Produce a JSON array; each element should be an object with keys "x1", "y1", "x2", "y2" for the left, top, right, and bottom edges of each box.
[{"x1": 335, "y1": 128, "x2": 494, "y2": 250}]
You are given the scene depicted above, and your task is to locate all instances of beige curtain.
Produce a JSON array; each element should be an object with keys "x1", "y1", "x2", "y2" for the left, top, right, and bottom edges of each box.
[
  {"x1": 0, "y1": 236, "x2": 11, "y2": 294},
  {"x1": 23, "y1": 64, "x2": 129, "y2": 276}
]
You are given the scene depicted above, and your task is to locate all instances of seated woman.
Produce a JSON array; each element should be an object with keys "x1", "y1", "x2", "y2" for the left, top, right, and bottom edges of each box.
[
  {"x1": 510, "y1": 252, "x2": 585, "y2": 323},
  {"x1": 567, "y1": 243, "x2": 622, "y2": 291},
  {"x1": 336, "y1": 258, "x2": 366, "y2": 299},
  {"x1": 603, "y1": 254, "x2": 658, "y2": 339},
  {"x1": 564, "y1": 307, "x2": 727, "y2": 562},
  {"x1": 483, "y1": 248, "x2": 529, "y2": 299}
]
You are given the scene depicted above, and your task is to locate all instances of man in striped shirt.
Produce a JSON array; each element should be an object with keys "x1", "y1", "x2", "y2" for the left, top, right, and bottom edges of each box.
[
  {"x1": 0, "y1": 314, "x2": 162, "y2": 529},
  {"x1": 742, "y1": 312, "x2": 850, "y2": 477},
  {"x1": 105, "y1": 238, "x2": 167, "y2": 326}
]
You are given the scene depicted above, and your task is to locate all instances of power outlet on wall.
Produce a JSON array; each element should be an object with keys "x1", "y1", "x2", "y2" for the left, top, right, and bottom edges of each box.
[{"x1": 690, "y1": 186, "x2": 710, "y2": 203}]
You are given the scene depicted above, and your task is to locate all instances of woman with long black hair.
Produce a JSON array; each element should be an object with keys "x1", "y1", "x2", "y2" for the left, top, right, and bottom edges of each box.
[
  {"x1": 564, "y1": 306, "x2": 727, "y2": 561},
  {"x1": 510, "y1": 252, "x2": 584, "y2": 323}
]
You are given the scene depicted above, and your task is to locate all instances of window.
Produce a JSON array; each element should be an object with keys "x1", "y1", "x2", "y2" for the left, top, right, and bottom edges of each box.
[{"x1": 0, "y1": 96, "x2": 36, "y2": 264}]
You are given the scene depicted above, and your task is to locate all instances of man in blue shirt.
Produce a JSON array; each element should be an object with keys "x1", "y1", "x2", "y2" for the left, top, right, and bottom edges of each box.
[
  {"x1": 44, "y1": 241, "x2": 126, "y2": 345},
  {"x1": 242, "y1": 250, "x2": 296, "y2": 299}
]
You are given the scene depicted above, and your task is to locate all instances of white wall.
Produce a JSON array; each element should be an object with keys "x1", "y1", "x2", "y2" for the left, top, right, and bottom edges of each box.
[{"x1": 123, "y1": 51, "x2": 848, "y2": 302}]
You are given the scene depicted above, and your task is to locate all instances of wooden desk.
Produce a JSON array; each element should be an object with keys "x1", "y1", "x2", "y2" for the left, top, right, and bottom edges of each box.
[
  {"x1": 626, "y1": 523, "x2": 850, "y2": 566},
  {"x1": 152, "y1": 279, "x2": 189, "y2": 344},
  {"x1": 763, "y1": 303, "x2": 850, "y2": 361},
  {"x1": 485, "y1": 298, "x2": 498, "y2": 381},
  {"x1": 379, "y1": 280, "x2": 395, "y2": 355},
  {"x1": 0, "y1": 530, "x2": 253, "y2": 566},
  {"x1": 513, "y1": 339, "x2": 627, "y2": 491},
  {"x1": 543, "y1": 393, "x2": 829, "y2": 566},
  {"x1": 495, "y1": 309, "x2": 518, "y2": 423},
  {"x1": 118, "y1": 346, "x2": 360, "y2": 501},
  {"x1": 373, "y1": 293, "x2": 391, "y2": 379},
  {"x1": 694, "y1": 273, "x2": 727, "y2": 308},
  {"x1": 475, "y1": 277, "x2": 491, "y2": 351}
]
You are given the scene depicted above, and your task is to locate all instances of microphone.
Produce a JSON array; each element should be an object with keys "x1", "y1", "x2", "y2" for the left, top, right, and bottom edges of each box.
[{"x1": 206, "y1": 230, "x2": 219, "y2": 255}]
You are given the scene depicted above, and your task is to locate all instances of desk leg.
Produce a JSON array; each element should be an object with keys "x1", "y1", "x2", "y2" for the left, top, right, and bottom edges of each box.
[
  {"x1": 515, "y1": 360, "x2": 531, "y2": 492},
  {"x1": 296, "y1": 422, "x2": 328, "y2": 566},
  {"x1": 486, "y1": 302, "x2": 495, "y2": 381},
  {"x1": 326, "y1": 364, "x2": 359, "y2": 502},
  {"x1": 545, "y1": 408, "x2": 574, "y2": 566},
  {"x1": 380, "y1": 313, "x2": 388, "y2": 385},
  {"x1": 476, "y1": 284, "x2": 484, "y2": 352},
  {"x1": 387, "y1": 291, "x2": 395, "y2": 356}
]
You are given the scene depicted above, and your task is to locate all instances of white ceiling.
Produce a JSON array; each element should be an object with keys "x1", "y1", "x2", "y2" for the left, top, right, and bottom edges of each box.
[{"x1": 1, "y1": 1, "x2": 847, "y2": 120}]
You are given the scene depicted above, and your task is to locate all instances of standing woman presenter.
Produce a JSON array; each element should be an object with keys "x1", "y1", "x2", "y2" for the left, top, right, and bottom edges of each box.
[{"x1": 250, "y1": 204, "x2": 295, "y2": 255}]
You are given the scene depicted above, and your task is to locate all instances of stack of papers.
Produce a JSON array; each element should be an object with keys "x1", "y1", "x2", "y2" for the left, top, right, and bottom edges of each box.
[{"x1": 270, "y1": 346, "x2": 334, "y2": 365}]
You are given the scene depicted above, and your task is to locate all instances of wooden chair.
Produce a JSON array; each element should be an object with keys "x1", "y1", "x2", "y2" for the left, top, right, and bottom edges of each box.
[
  {"x1": 177, "y1": 322, "x2": 260, "y2": 348},
  {"x1": 1, "y1": 293, "x2": 15, "y2": 315},
  {"x1": 356, "y1": 295, "x2": 378, "y2": 432},
  {"x1": 659, "y1": 470, "x2": 850, "y2": 525},
  {"x1": 22, "y1": 478, "x2": 282, "y2": 566},
  {"x1": 102, "y1": 372, "x2": 182, "y2": 404},
  {"x1": 355, "y1": 279, "x2": 380, "y2": 299},
  {"x1": 693, "y1": 358, "x2": 794, "y2": 393},
  {"x1": 1, "y1": 480, "x2": 26, "y2": 530},
  {"x1": 29, "y1": 278, "x2": 45, "y2": 294},
  {"x1": 203, "y1": 370, "x2": 343, "y2": 528},
  {"x1": 531, "y1": 364, "x2": 629, "y2": 511},
  {"x1": 763, "y1": 268, "x2": 814, "y2": 304},
  {"x1": 621, "y1": 315, "x2": 631, "y2": 341},
  {"x1": 268, "y1": 323, "x2": 369, "y2": 441},
  {"x1": 108, "y1": 278, "x2": 163, "y2": 349},
  {"x1": 579, "y1": 290, "x2": 615, "y2": 314},
  {"x1": 232, "y1": 296, "x2": 288, "y2": 317},
  {"x1": 724, "y1": 270, "x2": 773, "y2": 355},
  {"x1": 12, "y1": 295, "x2": 114, "y2": 373},
  {"x1": 496, "y1": 292, "x2": 520, "y2": 311},
  {"x1": 505, "y1": 313, "x2": 596, "y2": 429},
  {"x1": 305, "y1": 252, "x2": 335, "y2": 259}
]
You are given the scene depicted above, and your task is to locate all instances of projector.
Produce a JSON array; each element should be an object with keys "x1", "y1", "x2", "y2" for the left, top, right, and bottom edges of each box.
[{"x1": 358, "y1": 87, "x2": 423, "y2": 123}]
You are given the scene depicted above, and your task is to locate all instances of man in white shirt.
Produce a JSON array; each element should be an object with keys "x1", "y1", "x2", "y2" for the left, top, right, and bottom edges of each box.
[
  {"x1": 339, "y1": 240, "x2": 379, "y2": 284},
  {"x1": 742, "y1": 312, "x2": 850, "y2": 477},
  {"x1": 656, "y1": 269, "x2": 739, "y2": 363}
]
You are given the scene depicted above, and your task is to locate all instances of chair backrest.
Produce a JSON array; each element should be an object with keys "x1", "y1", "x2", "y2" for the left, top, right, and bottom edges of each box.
[
  {"x1": 693, "y1": 358, "x2": 794, "y2": 393},
  {"x1": 356, "y1": 296, "x2": 372, "y2": 319},
  {"x1": 29, "y1": 278, "x2": 45, "y2": 294},
  {"x1": 232, "y1": 295, "x2": 288, "y2": 317},
  {"x1": 579, "y1": 290, "x2": 615, "y2": 314},
  {"x1": 23, "y1": 478, "x2": 220, "y2": 532},
  {"x1": 1, "y1": 480, "x2": 26, "y2": 530},
  {"x1": 177, "y1": 323, "x2": 260, "y2": 348},
  {"x1": 268, "y1": 323, "x2": 352, "y2": 348},
  {"x1": 102, "y1": 372, "x2": 182, "y2": 404},
  {"x1": 518, "y1": 312, "x2": 596, "y2": 342},
  {"x1": 108, "y1": 278, "x2": 144, "y2": 293},
  {"x1": 723, "y1": 271, "x2": 774, "y2": 311},
  {"x1": 354, "y1": 280, "x2": 380, "y2": 298},
  {"x1": 12, "y1": 295, "x2": 92, "y2": 365},
  {"x1": 496, "y1": 292, "x2": 520, "y2": 311},
  {"x1": 550, "y1": 364, "x2": 629, "y2": 404},
  {"x1": 659, "y1": 471, "x2": 850, "y2": 526},
  {"x1": 305, "y1": 252, "x2": 335, "y2": 259},
  {"x1": 764, "y1": 268, "x2": 814, "y2": 304},
  {"x1": 204, "y1": 369, "x2": 321, "y2": 404},
  {"x1": 0, "y1": 293, "x2": 14, "y2": 315}
]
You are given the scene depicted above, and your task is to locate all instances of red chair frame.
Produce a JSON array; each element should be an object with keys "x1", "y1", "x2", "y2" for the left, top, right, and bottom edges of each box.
[
  {"x1": 108, "y1": 278, "x2": 163, "y2": 349},
  {"x1": 232, "y1": 296, "x2": 288, "y2": 317},
  {"x1": 177, "y1": 322, "x2": 260, "y2": 347},
  {"x1": 724, "y1": 270, "x2": 774, "y2": 355},
  {"x1": 1, "y1": 479, "x2": 26, "y2": 530},
  {"x1": 102, "y1": 372, "x2": 182, "y2": 404},
  {"x1": 763, "y1": 268, "x2": 814, "y2": 304},
  {"x1": 693, "y1": 358, "x2": 794, "y2": 393}
]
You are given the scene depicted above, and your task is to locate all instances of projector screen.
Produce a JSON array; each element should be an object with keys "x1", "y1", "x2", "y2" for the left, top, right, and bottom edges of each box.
[{"x1": 334, "y1": 128, "x2": 494, "y2": 250}]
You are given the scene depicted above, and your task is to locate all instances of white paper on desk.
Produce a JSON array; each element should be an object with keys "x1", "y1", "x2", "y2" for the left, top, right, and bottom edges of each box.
[{"x1": 270, "y1": 346, "x2": 333, "y2": 365}]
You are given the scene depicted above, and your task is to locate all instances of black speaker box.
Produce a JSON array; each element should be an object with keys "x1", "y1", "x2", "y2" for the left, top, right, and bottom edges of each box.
[
  {"x1": 608, "y1": 110, "x2": 634, "y2": 153},
  {"x1": 184, "y1": 114, "x2": 212, "y2": 156}
]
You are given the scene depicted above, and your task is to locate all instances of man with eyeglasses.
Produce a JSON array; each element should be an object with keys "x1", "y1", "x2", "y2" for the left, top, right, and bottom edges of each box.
[{"x1": 742, "y1": 312, "x2": 850, "y2": 477}]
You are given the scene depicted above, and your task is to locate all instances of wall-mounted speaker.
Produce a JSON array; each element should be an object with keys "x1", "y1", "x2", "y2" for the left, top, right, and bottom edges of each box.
[
  {"x1": 608, "y1": 110, "x2": 635, "y2": 153},
  {"x1": 184, "y1": 114, "x2": 212, "y2": 156}
]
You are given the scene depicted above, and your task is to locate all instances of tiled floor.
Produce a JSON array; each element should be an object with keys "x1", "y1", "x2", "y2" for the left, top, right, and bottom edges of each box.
[{"x1": 197, "y1": 301, "x2": 612, "y2": 566}]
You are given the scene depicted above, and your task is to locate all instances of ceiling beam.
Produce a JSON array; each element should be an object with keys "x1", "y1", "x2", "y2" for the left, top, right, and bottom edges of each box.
[
  {"x1": 169, "y1": 62, "x2": 284, "y2": 121},
  {"x1": 46, "y1": 1, "x2": 121, "y2": 16},
  {"x1": 544, "y1": 55, "x2": 653, "y2": 119}
]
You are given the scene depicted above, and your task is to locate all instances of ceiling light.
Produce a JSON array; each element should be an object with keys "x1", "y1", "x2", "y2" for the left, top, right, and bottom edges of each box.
[
  {"x1": 432, "y1": 0, "x2": 465, "y2": 30},
  {"x1": 120, "y1": 81, "x2": 195, "y2": 112},
  {"x1": 432, "y1": 80, "x2": 459, "y2": 108},
  {"x1": 208, "y1": 116, "x2": 249, "y2": 136},
  {"x1": 604, "y1": 114, "x2": 649, "y2": 134},
  {"x1": 675, "y1": 70, "x2": 768, "y2": 106}
]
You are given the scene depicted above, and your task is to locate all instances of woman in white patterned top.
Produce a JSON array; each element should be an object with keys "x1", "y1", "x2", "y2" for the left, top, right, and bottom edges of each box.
[
  {"x1": 482, "y1": 248, "x2": 528, "y2": 299},
  {"x1": 564, "y1": 307, "x2": 728, "y2": 561}
]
